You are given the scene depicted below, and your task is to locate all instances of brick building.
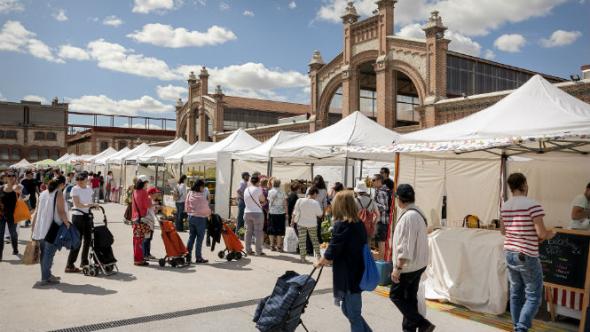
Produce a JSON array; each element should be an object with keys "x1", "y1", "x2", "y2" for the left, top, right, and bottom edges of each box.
[
  {"x1": 0, "y1": 98, "x2": 68, "y2": 168},
  {"x1": 67, "y1": 127, "x2": 176, "y2": 155}
]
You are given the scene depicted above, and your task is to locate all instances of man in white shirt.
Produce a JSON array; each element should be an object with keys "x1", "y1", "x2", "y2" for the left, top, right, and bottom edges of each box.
[
  {"x1": 389, "y1": 184, "x2": 434, "y2": 332},
  {"x1": 65, "y1": 173, "x2": 97, "y2": 273},
  {"x1": 570, "y1": 182, "x2": 590, "y2": 230},
  {"x1": 243, "y1": 175, "x2": 266, "y2": 256},
  {"x1": 293, "y1": 186, "x2": 323, "y2": 263}
]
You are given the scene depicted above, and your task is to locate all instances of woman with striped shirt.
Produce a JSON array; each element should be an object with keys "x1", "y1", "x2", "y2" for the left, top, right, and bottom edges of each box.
[{"x1": 501, "y1": 173, "x2": 554, "y2": 332}]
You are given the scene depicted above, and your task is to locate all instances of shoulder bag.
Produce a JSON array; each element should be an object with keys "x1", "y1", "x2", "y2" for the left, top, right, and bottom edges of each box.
[{"x1": 44, "y1": 192, "x2": 61, "y2": 244}]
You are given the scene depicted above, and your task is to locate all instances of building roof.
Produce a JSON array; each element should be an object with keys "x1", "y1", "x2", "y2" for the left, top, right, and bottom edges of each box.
[{"x1": 223, "y1": 96, "x2": 310, "y2": 115}]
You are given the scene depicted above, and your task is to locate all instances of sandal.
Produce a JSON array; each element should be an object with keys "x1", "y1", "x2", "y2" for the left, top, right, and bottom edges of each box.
[{"x1": 64, "y1": 267, "x2": 81, "y2": 273}]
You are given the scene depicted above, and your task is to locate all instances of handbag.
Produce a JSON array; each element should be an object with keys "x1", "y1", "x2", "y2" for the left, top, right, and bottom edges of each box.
[
  {"x1": 132, "y1": 193, "x2": 152, "y2": 236},
  {"x1": 44, "y1": 192, "x2": 60, "y2": 244},
  {"x1": 359, "y1": 243, "x2": 379, "y2": 291},
  {"x1": 13, "y1": 199, "x2": 31, "y2": 224},
  {"x1": 23, "y1": 240, "x2": 40, "y2": 265}
]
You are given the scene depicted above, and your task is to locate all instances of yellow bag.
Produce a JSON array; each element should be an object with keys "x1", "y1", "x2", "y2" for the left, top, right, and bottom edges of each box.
[{"x1": 13, "y1": 200, "x2": 31, "y2": 224}]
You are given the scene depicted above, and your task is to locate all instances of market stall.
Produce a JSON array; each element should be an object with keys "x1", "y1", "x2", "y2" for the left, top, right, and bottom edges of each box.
[
  {"x1": 10, "y1": 159, "x2": 33, "y2": 170},
  {"x1": 137, "y1": 138, "x2": 190, "y2": 190},
  {"x1": 183, "y1": 128, "x2": 260, "y2": 219},
  {"x1": 371, "y1": 75, "x2": 590, "y2": 323}
]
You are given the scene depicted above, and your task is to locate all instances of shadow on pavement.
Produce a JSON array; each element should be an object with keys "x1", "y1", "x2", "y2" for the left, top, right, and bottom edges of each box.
[
  {"x1": 207, "y1": 257, "x2": 252, "y2": 271},
  {"x1": 33, "y1": 282, "x2": 117, "y2": 295},
  {"x1": 98, "y1": 271, "x2": 137, "y2": 282},
  {"x1": 144, "y1": 264, "x2": 197, "y2": 274},
  {"x1": 255, "y1": 254, "x2": 311, "y2": 265}
]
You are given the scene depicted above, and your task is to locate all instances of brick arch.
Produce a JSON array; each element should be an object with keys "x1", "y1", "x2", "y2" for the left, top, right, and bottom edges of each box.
[
  {"x1": 391, "y1": 59, "x2": 427, "y2": 105},
  {"x1": 350, "y1": 50, "x2": 378, "y2": 67},
  {"x1": 317, "y1": 75, "x2": 343, "y2": 127}
]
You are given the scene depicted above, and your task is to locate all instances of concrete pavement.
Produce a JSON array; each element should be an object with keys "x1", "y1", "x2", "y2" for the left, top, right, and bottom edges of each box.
[{"x1": 0, "y1": 203, "x2": 501, "y2": 332}]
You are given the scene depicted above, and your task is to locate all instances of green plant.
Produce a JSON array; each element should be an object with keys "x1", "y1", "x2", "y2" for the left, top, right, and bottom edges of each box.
[{"x1": 321, "y1": 218, "x2": 332, "y2": 243}]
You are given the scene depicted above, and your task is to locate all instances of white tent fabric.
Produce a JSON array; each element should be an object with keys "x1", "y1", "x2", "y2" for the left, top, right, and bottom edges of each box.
[
  {"x1": 165, "y1": 142, "x2": 214, "y2": 164},
  {"x1": 123, "y1": 144, "x2": 160, "y2": 163},
  {"x1": 88, "y1": 147, "x2": 117, "y2": 164},
  {"x1": 96, "y1": 147, "x2": 129, "y2": 165},
  {"x1": 101, "y1": 147, "x2": 130, "y2": 165},
  {"x1": 233, "y1": 131, "x2": 305, "y2": 161},
  {"x1": 10, "y1": 159, "x2": 33, "y2": 169},
  {"x1": 55, "y1": 153, "x2": 70, "y2": 163},
  {"x1": 138, "y1": 138, "x2": 190, "y2": 164},
  {"x1": 107, "y1": 143, "x2": 149, "y2": 165},
  {"x1": 393, "y1": 75, "x2": 590, "y2": 152},
  {"x1": 272, "y1": 111, "x2": 401, "y2": 162},
  {"x1": 183, "y1": 129, "x2": 260, "y2": 164}
]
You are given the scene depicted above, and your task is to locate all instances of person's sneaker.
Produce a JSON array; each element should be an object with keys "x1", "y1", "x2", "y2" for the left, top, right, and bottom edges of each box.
[
  {"x1": 48, "y1": 275, "x2": 61, "y2": 284},
  {"x1": 12, "y1": 250, "x2": 19, "y2": 255},
  {"x1": 418, "y1": 322, "x2": 436, "y2": 332},
  {"x1": 256, "y1": 252, "x2": 266, "y2": 256},
  {"x1": 65, "y1": 267, "x2": 81, "y2": 273},
  {"x1": 195, "y1": 258, "x2": 208, "y2": 264},
  {"x1": 37, "y1": 278, "x2": 59, "y2": 286},
  {"x1": 134, "y1": 261, "x2": 149, "y2": 266},
  {"x1": 50, "y1": 275, "x2": 61, "y2": 281}
]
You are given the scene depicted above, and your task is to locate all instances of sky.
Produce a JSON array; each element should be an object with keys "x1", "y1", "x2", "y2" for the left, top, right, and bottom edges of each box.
[{"x1": 0, "y1": 0, "x2": 588, "y2": 121}]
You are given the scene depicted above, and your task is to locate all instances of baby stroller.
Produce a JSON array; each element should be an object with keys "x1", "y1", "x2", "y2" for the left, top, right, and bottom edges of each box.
[
  {"x1": 253, "y1": 267, "x2": 323, "y2": 332},
  {"x1": 217, "y1": 222, "x2": 247, "y2": 261},
  {"x1": 83, "y1": 206, "x2": 118, "y2": 277},
  {"x1": 158, "y1": 220, "x2": 189, "y2": 267}
]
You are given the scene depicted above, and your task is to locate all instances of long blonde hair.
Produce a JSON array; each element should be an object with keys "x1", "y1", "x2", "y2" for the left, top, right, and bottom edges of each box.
[{"x1": 331, "y1": 190, "x2": 359, "y2": 223}]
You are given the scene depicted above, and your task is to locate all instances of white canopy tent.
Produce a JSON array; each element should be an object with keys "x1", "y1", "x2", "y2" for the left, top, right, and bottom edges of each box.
[
  {"x1": 107, "y1": 143, "x2": 149, "y2": 165},
  {"x1": 10, "y1": 159, "x2": 33, "y2": 170},
  {"x1": 55, "y1": 153, "x2": 71, "y2": 163},
  {"x1": 183, "y1": 129, "x2": 261, "y2": 218},
  {"x1": 165, "y1": 141, "x2": 215, "y2": 164},
  {"x1": 137, "y1": 138, "x2": 191, "y2": 164},
  {"x1": 87, "y1": 147, "x2": 117, "y2": 164},
  {"x1": 95, "y1": 147, "x2": 129, "y2": 165},
  {"x1": 102, "y1": 147, "x2": 130, "y2": 165}
]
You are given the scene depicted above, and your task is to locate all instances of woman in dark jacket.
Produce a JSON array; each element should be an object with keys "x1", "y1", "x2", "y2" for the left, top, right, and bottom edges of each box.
[
  {"x1": 0, "y1": 171, "x2": 20, "y2": 261},
  {"x1": 316, "y1": 190, "x2": 371, "y2": 332}
]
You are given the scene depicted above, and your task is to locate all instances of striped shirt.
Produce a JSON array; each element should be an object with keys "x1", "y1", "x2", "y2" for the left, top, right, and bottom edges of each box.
[{"x1": 501, "y1": 196, "x2": 545, "y2": 257}]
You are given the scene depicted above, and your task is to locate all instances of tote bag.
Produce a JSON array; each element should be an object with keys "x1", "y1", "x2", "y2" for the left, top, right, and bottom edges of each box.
[
  {"x1": 359, "y1": 243, "x2": 379, "y2": 291},
  {"x1": 13, "y1": 199, "x2": 31, "y2": 223}
]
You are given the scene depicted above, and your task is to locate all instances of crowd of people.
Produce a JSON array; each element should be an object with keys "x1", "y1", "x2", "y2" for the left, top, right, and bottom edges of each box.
[{"x1": 2, "y1": 163, "x2": 589, "y2": 332}]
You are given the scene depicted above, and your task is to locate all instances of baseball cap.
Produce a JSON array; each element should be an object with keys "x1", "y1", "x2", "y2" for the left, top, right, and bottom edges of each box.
[
  {"x1": 137, "y1": 175, "x2": 149, "y2": 183},
  {"x1": 395, "y1": 184, "x2": 415, "y2": 201},
  {"x1": 147, "y1": 187, "x2": 161, "y2": 195}
]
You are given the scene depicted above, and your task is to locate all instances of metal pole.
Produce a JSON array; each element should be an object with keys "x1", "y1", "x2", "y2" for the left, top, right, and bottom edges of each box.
[
  {"x1": 501, "y1": 152, "x2": 508, "y2": 201},
  {"x1": 228, "y1": 159, "x2": 234, "y2": 218},
  {"x1": 344, "y1": 157, "x2": 349, "y2": 188},
  {"x1": 359, "y1": 159, "x2": 364, "y2": 183},
  {"x1": 310, "y1": 163, "x2": 314, "y2": 179},
  {"x1": 155, "y1": 165, "x2": 159, "y2": 188}
]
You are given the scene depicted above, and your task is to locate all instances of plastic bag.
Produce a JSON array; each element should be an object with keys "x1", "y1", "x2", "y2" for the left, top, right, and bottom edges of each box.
[
  {"x1": 13, "y1": 200, "x2": 31, "y2": 224},
  {"x1": 360, "y1": 244, "x2": 379, "y2": 291},
  {"x1": 283, "y1": 227, "x2": 298, "y2": 253},
  {"x1": 23, "y1": 240, "x2": 40, "y2": 265}
]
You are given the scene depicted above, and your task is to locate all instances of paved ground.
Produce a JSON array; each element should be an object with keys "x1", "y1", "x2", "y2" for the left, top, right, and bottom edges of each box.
[{"x1": 0, "y1": 203, "x2": 503, "y2": 332}]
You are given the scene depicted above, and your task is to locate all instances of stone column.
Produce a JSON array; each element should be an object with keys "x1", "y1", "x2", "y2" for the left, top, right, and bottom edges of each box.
[
  {"x1": 187, "y1": 109, "x2": 196, "y2": 143},
  {"x1": 423, "y1": 11, "x2": 449, "y2": 103},
  {"x1": 341, "y1": 67, "x2": 359, "y2": 117},
  {"x1": 308, "y1": 50, "x2": 325, "y2": 132},
  {"x1": 212, "y1": 85, "x2": 225, "y2": 141},
  {"x1": 197, "y1": 108, "x2": 208, "y2": 142}
]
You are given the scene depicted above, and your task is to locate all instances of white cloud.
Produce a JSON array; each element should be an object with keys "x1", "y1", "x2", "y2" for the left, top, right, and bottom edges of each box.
[
  {"x1": 288, "y1": 1, "x2": 297, "y2": 9},
  {"x1": 483, "y1": 49, "x2": 496, "y2": 60},
  {"x1": 53, "y1": 9, "x2": 68, "y2": 22},
  {"x1": 540, "y1": 30, "x2": 582, "y2": 48},
  {"x1": 58, "y1": 45, "x2": 90, "y2": 61},
  {"x1": 174, "y1": 62, "x2": 308, "y2": 100},
  {"x1": 494, "y1": 33, "x2": 526, "y2": 53},
  {"x1": 156, "y1": 84, "x2": 186, "y2": 101},
  {"x1": 243, "y1": 10, "x2": 254, "y2": 17},
  {"x1": 0, "y1": 21, "x2": 63, "y2": 63},
  {"x1": 316, "y1": 0, "x2": 566, "y2": 36},
  {"x1": 128, "y1": 23, "x2": 236, "y2": 48},
  {"x1": 132, "y1": 0, "x2": 183, "y2": 14},
  {"x1": 219, "y1": 2, "x2": 229, "y2": 11},
  {"x1": 103, "y1": 15, "x2": 123, "y2": 27},
  {"x1": 0, "y1": 92, "x2": 5, "y2": 101},
  {"x1": 0, "y1": 0, "x2": 24, "y2": 14},
  {"x1": 398, "y1": 23, "x2": 481, "y2": 57},
  {"x1": 22, "y1": 95, "x2": 47, "y2": 103},
  {"x1": 87, "y1": 39, "x2": 178, "y2": 80},
  {"x1": 69, "y1": 95, "x2": 173, "y2": 116}
]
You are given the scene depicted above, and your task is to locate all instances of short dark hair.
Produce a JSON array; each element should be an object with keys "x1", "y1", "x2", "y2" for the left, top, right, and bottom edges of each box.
[
  {"x1": 251, "y1": 176, "x2": 260, "y2": 185},
  {"x1": 290, "y1": 182, "x2": 300, "y2": 192},
  {"x1": 75, "y1": 173, "x2": 87, "y2": 181},
  {"x1": 134, "y1": 180, "x2": 147, "y2": 190},
  {"x1": 507, "y1": 173, "x2": 527, "y2": 193},
  {"x1": 48, "y1": 175, "x2": 66, "y2": 193},
  {"x1": 313, "y1": 175, "x2": 326, "y2": 190},
  {"x1": 241, "y1": 172, "x2": 250, "y2": 179},
  {"x1": 178, "y1": 174, "x2": 187, "y2": 184},
  {"x1": 307, "y1": 186, "x2": 319, "y2": 196},
  {"x1": 191, "y1": 179, "x2": 205, "y2": 192},
  {"x1": 333, "y1": 182, "x2": 344, "y2": 192},
  {"x1": 380, "y1": 167, "x2": 390, "y2": 175},
  {"x1": 587, "y1": 182, "x2": 590, "y2": 189}
]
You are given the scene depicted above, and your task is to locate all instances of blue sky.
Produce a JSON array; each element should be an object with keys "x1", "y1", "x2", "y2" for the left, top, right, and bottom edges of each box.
[{"x1": 0, "y1": 0, "x2": 588, "y2": 121}]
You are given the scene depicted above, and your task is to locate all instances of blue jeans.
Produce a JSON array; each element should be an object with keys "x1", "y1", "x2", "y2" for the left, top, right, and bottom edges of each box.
[
  {"x1": 187, "y1": 216, "x2": 207, "y2": 259},
  {"x1": 0, "y1": 215, "x2": 18, "y2": 258},
  {"x1": 175, "y1": 202, "x2": 185, "y2": 231},
  {"x1": 143, "y1": 232, "x2": 153, "y2": 257},
  {"x1": 340, "y1": 292, "x2": 372, "y2": 332},
  {"x1": 505, "y1": 251, "x2": 543, "y2": 332},
  {"x1": 39, "y1": 240, "x2": 58, "y2": 281},
  {"x1": 237, "y1": 200, "x2": 245, "y2": 233}
]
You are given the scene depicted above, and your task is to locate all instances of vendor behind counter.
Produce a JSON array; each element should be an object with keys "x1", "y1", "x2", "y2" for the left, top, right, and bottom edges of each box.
[{"x1": 569, "y1": 182, "x2": 590, "y2": 230}]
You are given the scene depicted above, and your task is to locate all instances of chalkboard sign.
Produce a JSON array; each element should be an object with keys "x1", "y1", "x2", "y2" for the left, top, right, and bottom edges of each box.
[{"x1": 539, "y1": 231, "x2": 590, "y2": 290}]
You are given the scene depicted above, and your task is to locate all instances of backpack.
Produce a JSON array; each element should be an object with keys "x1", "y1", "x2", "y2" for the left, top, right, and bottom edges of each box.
[
  {"x1": 357, "y1": 197, "x2": 376, "y2": 237},
  {"x1": 463, "y1": 214, "x2": 480, "y2": 228}
]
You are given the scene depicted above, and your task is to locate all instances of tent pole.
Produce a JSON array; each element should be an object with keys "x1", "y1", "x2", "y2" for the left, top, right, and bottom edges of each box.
[
  {"x1": 344, "y1": 157, "x2": 349, "y2": 188},
  {"x1": 385, "y1": 152, "x2": 401, "y2": 263},
  {"x1": 155, "y1": 165, "x2": 159, "y2": 188},
  {"x1": 359, "y1": 160, "x2": 364, "y2": 183},
  {"x1": 266, "y1": 157, "x2": 272, "y2": 177},
  {"x1": 310, "y1": 163, "x2": 314, "y2": 180},
  {"x1": 228, "y1": 159, "x2": 235, "y2": 218},
  {"x1": 352, "y1": 163, "x2": 356, "y2": 187},
  {"x1": 501, "y1": 152, "x2": 508, "y2": 201}
]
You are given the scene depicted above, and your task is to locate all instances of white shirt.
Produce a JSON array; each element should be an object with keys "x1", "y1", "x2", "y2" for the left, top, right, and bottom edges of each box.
[
  {"x1": 392, "y1": 204, "x2": 429, "y2": 273},
  {"x1": 71, "y1": 185, "x2": 94, "y2": 215},
  {"x1": 177, "y1": 183, "x2": 187, "y2": 203},
  {"x1": 32, "y1": 190, "x2": 64, "y2": 240},
  {"x1": 570, "y1": 194, "x2": 590, "y2": 230},
  {"x1": 244, "y1": 186, "x2": 264, "y2": 214},
  {"x1": 293, "y1": 197, "x2": 323, "y2": 227}
]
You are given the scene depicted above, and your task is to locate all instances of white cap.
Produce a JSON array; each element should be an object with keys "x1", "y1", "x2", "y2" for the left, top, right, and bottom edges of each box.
[
  {"x1": 354, "y1": 182, "x2": 368, "y2": 193},
  {"x1": 137, "y1": 175, "x2": 149, "y2": 183}
]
